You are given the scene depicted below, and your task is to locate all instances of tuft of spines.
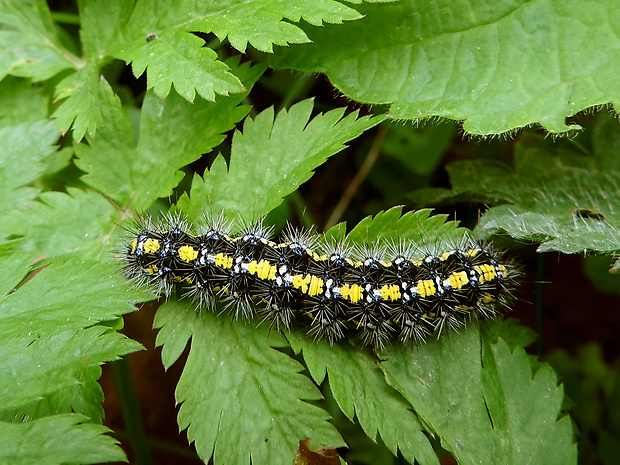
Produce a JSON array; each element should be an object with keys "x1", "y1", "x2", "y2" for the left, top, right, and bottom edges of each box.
[{"x1": 121, "y1": 214, "x2": 520, "y2": 348}]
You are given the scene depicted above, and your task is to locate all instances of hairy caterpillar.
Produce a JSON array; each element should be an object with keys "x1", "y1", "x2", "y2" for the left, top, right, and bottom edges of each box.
[{"x1": 122, "y1": 213, "x2": 519, "y2": 348}]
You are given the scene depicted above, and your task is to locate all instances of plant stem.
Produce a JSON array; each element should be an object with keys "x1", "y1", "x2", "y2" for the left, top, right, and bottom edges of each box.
[
  {"x1": 536, "y1": 254, "x2": 544, "y2": 357},
  {"x1": 110, "y1": 358, "x2": 154, "y2": 465},
  {"x1": 324, "y1": 124, "x2": 388, "y2": 230}
]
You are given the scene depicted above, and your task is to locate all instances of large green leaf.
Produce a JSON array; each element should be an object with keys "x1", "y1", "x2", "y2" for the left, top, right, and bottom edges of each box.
[
  {"x1": 178, "y1": 98, "x2": 384, "y2": 222},
  {"x1": 272, "y1": 0, "x2": 620, "y2": 135},
  {"x1": 154, "y1": 300, "x2": 343, "y2": 465}
]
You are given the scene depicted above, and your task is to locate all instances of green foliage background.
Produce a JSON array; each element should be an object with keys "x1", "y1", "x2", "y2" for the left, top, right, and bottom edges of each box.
[{"x1": 1, "y1": 0, "x2": 619, "y2": 464}]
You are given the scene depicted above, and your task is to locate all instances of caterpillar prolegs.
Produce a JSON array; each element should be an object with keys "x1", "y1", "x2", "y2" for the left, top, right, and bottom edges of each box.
[{"x1": 122, "y1": 213, "x2": 519, "y2": 348}]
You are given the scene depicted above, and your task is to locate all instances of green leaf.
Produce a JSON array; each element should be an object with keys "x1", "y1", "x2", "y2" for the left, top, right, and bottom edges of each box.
[
  {"x1": 179, "y1": 98, "x2": 385, "y2": 222},
  {"x1": 381, "y1": 321, "x2": 577, "y2": 465},
  {"x1": 116, "y1": 27, "x2": 244, "y2": 101},
  {"x1": 289, "y1": 334, "x2": 439, "y2": 465},
  {"x1": 0, "y1": 189, "x2": 121, "y2": 261},
  {"x1": 153, "y1": 300, "x2": 344, "y2": 465},
  {"x1": 0, "y1": 256, "x2": 143, "y2": 412},
  {"x1": 77, "y1": 0, "x2": 132, "y2": 58},
  {"x1": 0, "y1": 414, "x2": 126, "y2": 464},
  {"x1": 0, "y1": 0, "x2": 78, "y2": 80},
  {"x1": 0, "y1": 119, "x2": 60, "y2": 214},
  {"x1": 50, "y1": 0, "x2": 133, "y2": 140},
  {"x1": 113, "y1": 0, "x2": 374, "y2": 102},
  {"x1": 52, "y1": 64, "x2": 117, "y2": 140},
  {"x1": 345, "y1": 206, "x2": 467, "y2": 245},
  {"x1": 443, "y1": 130, "x2": 620, "y2": 255},
  {"x1": 0, "y1": 77, "x2": 48, "y2": 126},
  {"x1": 75, "y1": 59, "x2": 264, "y2": 211},
  {"x1": 272, "y1": 0, "x2": 620, "y2": 135},
  {"x1": 193, "y1": 0, "x2": 365, "y2": 53}
]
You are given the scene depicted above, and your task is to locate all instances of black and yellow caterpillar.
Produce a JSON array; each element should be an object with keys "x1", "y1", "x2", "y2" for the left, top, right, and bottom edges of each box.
[{"x1": 122, "y1": 214, "x2": 519, "y2": 348}]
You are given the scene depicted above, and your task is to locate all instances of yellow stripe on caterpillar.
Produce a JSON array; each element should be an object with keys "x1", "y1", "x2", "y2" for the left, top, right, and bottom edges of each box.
[
  {"x1": 308, "y1": 275, "x2": 324, "y2": 296},
  {"x1": 417, "y1": 279, "x2": 436, "y2": 297},
  {"x1": 143, "y1": 238, "x2": 160, "y2": 254},
  {"x1": 380, "y1": 284, "x2": 401, "y2": 301},
  {"x1": 214, "y1": 253, "x2": 233, "y2": 269},
  {"x1": 340, "y1": 284, "x2": 364, "y2": 303},
  {"x1": 292, "y1": 274, "x2": 311, "y2": 293},
  {"x1": 447, "y1": 271, "x2": 469, "y2": 290},
  {"x1": 178, "y1": 245, "x2": 198, "y2": 262},
  {"x1": 474, "y1": 263, "x2": 497, "y2": 284}
]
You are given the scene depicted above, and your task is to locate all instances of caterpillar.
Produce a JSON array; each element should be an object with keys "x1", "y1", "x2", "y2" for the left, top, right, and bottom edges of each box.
[{"x1": 121, "y1": 213, "x2": 519, "y2": 348}]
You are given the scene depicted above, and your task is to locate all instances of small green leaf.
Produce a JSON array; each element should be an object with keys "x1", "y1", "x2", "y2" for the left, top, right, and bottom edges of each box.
[
  {"x1": 52, "y1": 64, "x2": 117, "y2": 141},
  {"x1": 289, "y1": 335, "x2": 439, "y2": 465},
  {"x1": 0, "y1": 414, "x2": 126, "y2": 464},
  {"x1": 0, "y1": 189, "x2": 121, "y2": 261},
  {"x1": 272, "y1": 0, "x2": 620, "y2": 135},
  {"x1": 117, "y1": 28, "x2": 244, "y2": 101},
  {"x1": 154, "y1": 300, "x2": 344, "y2": 465},
  {"x1": 346, "y1": 207, "x2": 466, "y2": 245},
  {"x1": 0, "y1": 0, "x2": 78, "y2": 80},
  {"x1": 179, "y1": 99, "x2": 385, "y2": 222},
  {"x1": 0, "y1": 119, "x2": 60, "y2": 214}
]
